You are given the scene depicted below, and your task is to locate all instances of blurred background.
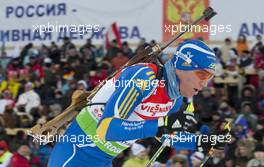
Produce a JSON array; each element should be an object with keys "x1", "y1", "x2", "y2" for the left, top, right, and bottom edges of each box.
[{"x1": 0, "y1": 0, "x2": 263, "y2": 167}]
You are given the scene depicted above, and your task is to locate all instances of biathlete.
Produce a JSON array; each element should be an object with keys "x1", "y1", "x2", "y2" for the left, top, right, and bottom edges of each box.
[{"x1": 48, "y1": 40, "x2": 228, "y2": 167}]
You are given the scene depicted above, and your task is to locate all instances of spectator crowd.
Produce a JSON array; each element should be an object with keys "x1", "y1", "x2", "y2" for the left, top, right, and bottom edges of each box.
[{"x1": 0, "y1": 35, "x2": 263, "y2": 167}]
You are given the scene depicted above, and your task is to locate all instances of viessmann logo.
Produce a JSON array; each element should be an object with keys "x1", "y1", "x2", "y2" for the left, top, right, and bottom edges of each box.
[{"x1": 138, "y1": 102, "x2": 173, "y2": 116}]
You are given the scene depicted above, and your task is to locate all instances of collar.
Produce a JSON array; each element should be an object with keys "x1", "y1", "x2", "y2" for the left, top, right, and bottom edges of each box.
[{"x1": 163, "y1": 60, "x2": 181, "y2": 100}]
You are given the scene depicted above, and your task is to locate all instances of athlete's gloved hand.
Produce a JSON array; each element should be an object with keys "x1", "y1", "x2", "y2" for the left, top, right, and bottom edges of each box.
[
  {"x1": 156, "y1": 111, "x2": 197, "y2": 137},
  {"x1": 196, "y1": 129, "x2": 231, "y2": 153}
]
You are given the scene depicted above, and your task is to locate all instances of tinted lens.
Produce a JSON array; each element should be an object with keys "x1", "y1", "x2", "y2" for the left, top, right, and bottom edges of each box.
[{"x1": 195, "y1": 70, "x2": 214, "y2": 80}]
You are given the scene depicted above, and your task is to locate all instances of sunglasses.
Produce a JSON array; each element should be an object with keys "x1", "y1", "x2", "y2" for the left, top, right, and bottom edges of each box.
[{"x1": 194, "y1": 70, "x2": 214, "y2": 81}]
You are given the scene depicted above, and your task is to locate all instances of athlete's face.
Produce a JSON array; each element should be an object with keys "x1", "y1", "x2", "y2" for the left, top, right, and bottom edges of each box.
[{"x1": 176, "y1": 69, "x2": 214, "y2": 98}]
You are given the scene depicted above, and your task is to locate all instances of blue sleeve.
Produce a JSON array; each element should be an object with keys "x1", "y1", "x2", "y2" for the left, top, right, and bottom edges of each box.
[
  {"x1": 162, "y1": 132, "x2": 197, "y2": 150},
  {"x1": 96, "y1": 65, "x2": 159, "y2": 141}
]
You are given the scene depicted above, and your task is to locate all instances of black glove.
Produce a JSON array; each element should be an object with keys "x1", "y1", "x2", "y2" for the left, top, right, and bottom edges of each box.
[
  {"x1": 156, "y1": 111, "x2": 197, "y2": 137},
  {"x1": 196, "y1": 129, "x2": 231, "y2": 153}
]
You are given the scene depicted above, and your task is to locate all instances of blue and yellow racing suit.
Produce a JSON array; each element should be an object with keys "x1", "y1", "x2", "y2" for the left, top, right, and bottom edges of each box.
[{"x1": 48, "y1": 63, "x2": 196, "y2": 167}]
